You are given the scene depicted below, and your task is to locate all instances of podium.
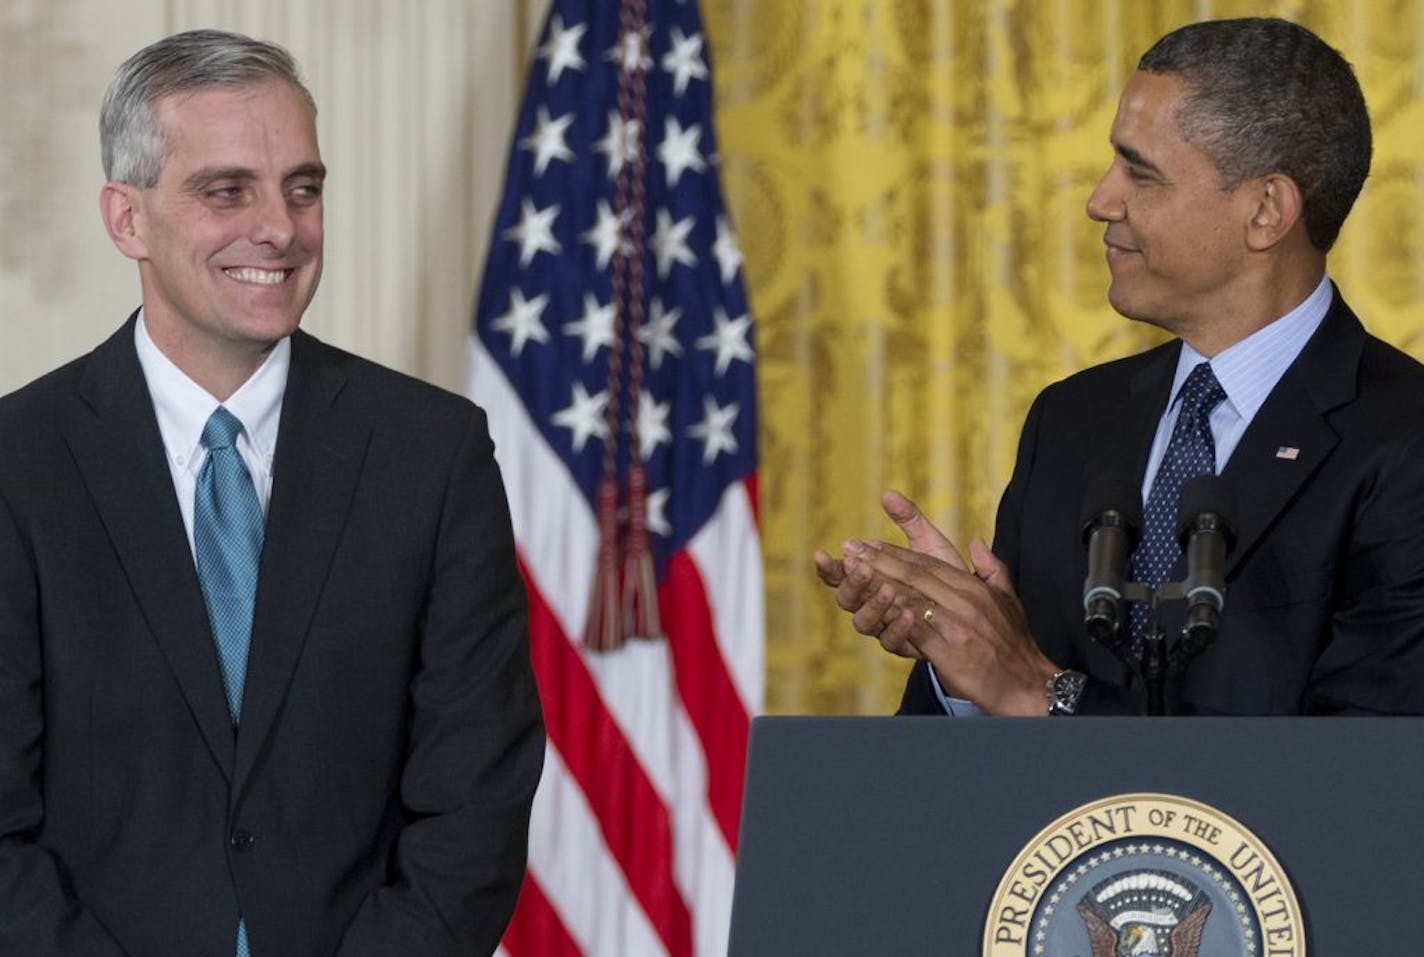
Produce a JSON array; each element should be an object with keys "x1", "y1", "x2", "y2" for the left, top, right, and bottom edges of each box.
[{"x1": 728, "y1": 716, "x2": 1424, "y2": 955}]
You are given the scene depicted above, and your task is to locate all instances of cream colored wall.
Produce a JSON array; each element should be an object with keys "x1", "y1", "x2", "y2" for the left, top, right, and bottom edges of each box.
[{"x1": 0, "y1": 0, "x2": 549, "y2": 397}]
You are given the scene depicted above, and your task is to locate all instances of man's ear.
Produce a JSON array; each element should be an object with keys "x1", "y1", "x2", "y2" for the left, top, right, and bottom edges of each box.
[
  {"x1": 99, "y1": 182, "x2": 148, "y2": 260},
  {"x1": 1245, "y1": 173, "x2": 1305, "y2": 251}
]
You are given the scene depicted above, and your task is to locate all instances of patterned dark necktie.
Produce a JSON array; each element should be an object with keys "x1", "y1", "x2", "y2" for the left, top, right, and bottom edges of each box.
[
  {"x1": 193, "y1": 406, "x2": 264, "y2": 957},
  {"x1": 1130, "y1": 362, "x2": 1227, "y2": 650}
]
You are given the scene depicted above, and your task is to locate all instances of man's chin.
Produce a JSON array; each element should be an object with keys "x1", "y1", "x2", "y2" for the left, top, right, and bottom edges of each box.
[
  {"x1": 220, "y1": 309, "x2": 305, "y2": 348},
  {"x1": 1106, "y1": 287, "x2": 1168, "y2": 330}
]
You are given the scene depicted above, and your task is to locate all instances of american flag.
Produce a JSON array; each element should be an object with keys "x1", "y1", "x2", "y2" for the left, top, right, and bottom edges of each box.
[{"x1": 466, "y1": 1, "x2": 762, "y2": 954}]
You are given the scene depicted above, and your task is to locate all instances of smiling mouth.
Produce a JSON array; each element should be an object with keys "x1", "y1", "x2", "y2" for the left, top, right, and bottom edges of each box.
[
  {"x1": 1103, "y1": 235, "x2": 1131, "y2": 249},
  {"x1": 223, "y1": 266, "x2": 292, "y2": 285}
]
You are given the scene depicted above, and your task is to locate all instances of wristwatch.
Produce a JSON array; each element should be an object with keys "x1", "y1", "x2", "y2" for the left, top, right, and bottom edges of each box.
[{"x1": 1045, "y1": 669, "x2": 1086, "y2": 716}]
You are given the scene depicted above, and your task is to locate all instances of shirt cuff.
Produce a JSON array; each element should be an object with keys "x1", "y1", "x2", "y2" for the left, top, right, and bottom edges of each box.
[{"x1": 928, "y1": 663, "x2": 982, "y2": 717}]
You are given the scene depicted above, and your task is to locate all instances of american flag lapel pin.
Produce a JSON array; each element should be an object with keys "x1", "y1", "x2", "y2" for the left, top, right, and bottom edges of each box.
[{"x1": 1275, "y1": 446, "x2": 1300, "y2": 461}]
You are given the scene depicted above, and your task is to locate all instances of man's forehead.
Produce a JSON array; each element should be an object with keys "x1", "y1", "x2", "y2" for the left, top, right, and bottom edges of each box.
[
  {"x1": 153, "y1": 80, "x2": 321, "y2": 168},
  {"x1": 153, "y1": 79, "x2": 317, "y2": 138},
  {"x1": 1114, "y1": 71, "x2": 1185, "y2": 129},
  {"x1": 1108, "y1": 70, "x2": 1193, "y2": 159}
]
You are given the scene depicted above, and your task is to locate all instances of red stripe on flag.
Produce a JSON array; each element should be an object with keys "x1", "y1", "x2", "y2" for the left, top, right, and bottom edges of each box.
[
  {"x1": 501, "y1": 873, "x2": 581, "y2": 957},
  {"x1": 742, "y1": 474, "x2": 760, "y2": 528},
  {"x1": 661, "y1": 551, "x2": 751, "y2": 852},
  {"x1": 520, "y1": 556, "x2": 694, "y2": 957}
]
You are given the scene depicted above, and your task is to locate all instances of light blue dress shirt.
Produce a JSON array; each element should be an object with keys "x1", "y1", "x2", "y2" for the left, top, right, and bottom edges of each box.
[{"x1": 931, "y1": 274, "x2": 1334, "y2": 715}]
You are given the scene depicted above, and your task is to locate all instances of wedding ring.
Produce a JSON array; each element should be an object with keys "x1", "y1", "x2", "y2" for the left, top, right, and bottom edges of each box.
[{"x1": 923, "y1": 605, "x2": 936, "y2": 624}]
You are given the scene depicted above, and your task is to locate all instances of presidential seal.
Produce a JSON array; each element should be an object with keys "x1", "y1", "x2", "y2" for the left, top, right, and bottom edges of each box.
[{"x1": 983, "y1": 793, "x2": 1304, "y2": 957}]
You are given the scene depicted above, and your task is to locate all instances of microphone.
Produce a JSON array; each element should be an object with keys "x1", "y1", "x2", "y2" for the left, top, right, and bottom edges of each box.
[
  {"x1": 1080, "y1": 473, "x2": 1143, "y2": 654},
  {"x1": 1171, "y1": 474, "x2": 1236, "y2": 671}
]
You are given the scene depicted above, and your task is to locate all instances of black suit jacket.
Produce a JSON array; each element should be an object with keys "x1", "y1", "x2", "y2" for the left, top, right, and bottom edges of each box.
[
  {"x1": 0, "y1": 317, "x2": 545, "y2": 955},
  {"x1": 902, "y1": 290, "x2": 1424, "y2": 716}
]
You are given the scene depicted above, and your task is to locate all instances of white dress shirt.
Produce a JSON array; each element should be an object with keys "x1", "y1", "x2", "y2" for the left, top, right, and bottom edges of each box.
[{"x1": 133, "y1": 311, "x2": 289, "y2": 557}]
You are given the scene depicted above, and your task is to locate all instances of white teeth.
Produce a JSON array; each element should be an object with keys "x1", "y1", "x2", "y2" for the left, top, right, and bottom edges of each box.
[{"x1": 224, "y1": 267, "x2": 288, "y2": 285}]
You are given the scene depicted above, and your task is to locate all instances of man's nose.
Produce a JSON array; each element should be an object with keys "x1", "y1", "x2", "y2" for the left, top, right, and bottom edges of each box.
[
  {"x1": 249, "y1": 191, "x2": 296, "y2": 248},
  {"x1": 1085, "y1": 169, "x2": 1123, "y2": 223}
]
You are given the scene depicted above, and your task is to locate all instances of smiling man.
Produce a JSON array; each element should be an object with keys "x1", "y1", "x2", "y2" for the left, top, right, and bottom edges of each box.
[
  {"x1": 0, "y1": 30, "x2": 543, "y2": 956},
  {"x1": 102, "y1": 76, "x2": 326, "y2": 399},
  {"x1": 817, "y1": 17, "x2": 1424, "y2": 718}
]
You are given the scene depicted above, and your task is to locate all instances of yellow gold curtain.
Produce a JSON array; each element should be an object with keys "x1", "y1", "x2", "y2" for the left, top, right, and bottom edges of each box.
[{"x1": 701, "y1": 1, "x2": 1424, "y2": 715}]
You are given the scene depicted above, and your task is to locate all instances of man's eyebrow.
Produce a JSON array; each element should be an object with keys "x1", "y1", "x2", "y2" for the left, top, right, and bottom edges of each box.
[
  {"x1": 1113, "y1": 141, "x2": 1163, "y2": 175},
  {"x1": 286, "y1": 162, "x2": 327, "y2": 182},
  {"x1": 179, "y1": 163, "x2": 327, "y2": 191},
  {"x1": 181, "y1": 167, "x2": 256, "y2": 190}
]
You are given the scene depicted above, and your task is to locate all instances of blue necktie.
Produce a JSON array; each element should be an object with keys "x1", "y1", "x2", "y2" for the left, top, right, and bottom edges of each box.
[
  {"x1": 1130, "y1": 362, "x2": 1227, "y2": 650},
  {"x1": 194, "y1": 407, "x2": 263, "y2": 957}
]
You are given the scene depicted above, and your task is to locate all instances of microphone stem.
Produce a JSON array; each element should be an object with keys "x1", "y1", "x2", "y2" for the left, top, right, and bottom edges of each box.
[{"x1": 1143, "y1": 602, "x2": 1168, "y2": 716}]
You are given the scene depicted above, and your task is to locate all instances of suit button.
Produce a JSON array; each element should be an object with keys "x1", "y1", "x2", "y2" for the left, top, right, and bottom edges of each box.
[{"x1": 230, "y1": 829, "x2": 256, "y2": 852}]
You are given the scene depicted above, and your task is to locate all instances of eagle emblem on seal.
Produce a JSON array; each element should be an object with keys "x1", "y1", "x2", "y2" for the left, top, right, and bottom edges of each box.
[{"x1": 1076, "y1": 870, "x2": 1212, "y2": 956}]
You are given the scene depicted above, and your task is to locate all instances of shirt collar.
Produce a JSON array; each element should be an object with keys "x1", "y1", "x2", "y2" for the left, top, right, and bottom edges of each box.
[
  {"x1": 134, "y1": 310, "x2": 290, "y2": 475},
  {"x1": 1170, "y1": 273, "x2": 1333, "y2": 420}
]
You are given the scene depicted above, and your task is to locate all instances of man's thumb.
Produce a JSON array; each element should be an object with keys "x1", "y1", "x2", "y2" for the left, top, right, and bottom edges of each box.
[{"x1": 882, "y1": 490, "x2": 962, "y2": 567}]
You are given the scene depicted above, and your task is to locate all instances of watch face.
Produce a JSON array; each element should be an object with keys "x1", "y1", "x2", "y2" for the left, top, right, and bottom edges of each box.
[{"x1": 1051, "y1": 671, "x2": 1086, "y2": 714}]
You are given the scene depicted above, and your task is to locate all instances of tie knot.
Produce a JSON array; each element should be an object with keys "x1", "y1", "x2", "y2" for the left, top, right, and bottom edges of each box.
[
  {"x1": 1178, "y1": 362, "x2": 1226, "y2": 418},
  {"x1": 201, "y1": 407, "x2": 245, "y2": 451}
]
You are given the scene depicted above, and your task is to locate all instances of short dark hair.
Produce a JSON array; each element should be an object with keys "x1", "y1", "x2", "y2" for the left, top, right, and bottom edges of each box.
[
  {"x1": 1138, "y1": 17, "x2": 1370, "y2": 252},
  {"x1": 101, "y1": 29, "x2": 316, "y2": 188}
]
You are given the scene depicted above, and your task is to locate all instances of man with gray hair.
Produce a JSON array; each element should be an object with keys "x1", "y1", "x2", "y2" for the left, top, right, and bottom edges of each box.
[
  {"x1": 0, "y1": 29, "x2": 543, "y2": 956},
  {"x1": 819, "y1": 17, "x2": 1424, "y2": 718}
]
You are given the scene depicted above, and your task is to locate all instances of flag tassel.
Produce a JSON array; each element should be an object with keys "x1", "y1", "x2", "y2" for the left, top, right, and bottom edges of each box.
[
  {"x1": 622, "y1": 464, "x2": 662, "y2": 640},
  {"x1": 585, "y1": 476, "x2": 625, "y2": 651}
]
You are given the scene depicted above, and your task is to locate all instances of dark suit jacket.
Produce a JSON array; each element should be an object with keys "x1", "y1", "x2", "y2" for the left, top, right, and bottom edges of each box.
[
  {"x1": 901, "y1": 290, "x2": 1424, "y2": 716},
  {"x1": 0, "y1": 317, "x2": 545, "y2": 956}
]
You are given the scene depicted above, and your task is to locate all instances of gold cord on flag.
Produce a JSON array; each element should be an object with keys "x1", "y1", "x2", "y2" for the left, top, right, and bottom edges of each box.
[{"x1": 586, "y1": 0, "x2": 663, "y2": 651}]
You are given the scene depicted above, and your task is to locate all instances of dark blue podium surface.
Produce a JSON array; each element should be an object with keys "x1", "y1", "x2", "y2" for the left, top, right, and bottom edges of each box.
[{"x1": 728, "y1": 716, "x2": 1424, "y2": 955}]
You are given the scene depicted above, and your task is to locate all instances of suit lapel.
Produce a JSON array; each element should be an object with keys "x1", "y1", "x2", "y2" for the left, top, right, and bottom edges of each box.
[
  {"x1": 1219, "y1": 294, "x2": 1360, "y2": 575},
  {"x1": 1111, "y1": 342, "x2": 1180, "y2": 492},
  {"x1": 65, "y1": 316, "x2": 237, "y2": 779},
  {"x1": 234, "y1": 332, "x2": 370, "y2": 793}
]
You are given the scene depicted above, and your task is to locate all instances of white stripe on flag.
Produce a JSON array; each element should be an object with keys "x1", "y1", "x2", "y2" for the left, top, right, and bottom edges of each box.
[
  {"x1": 667, "y1": 704, "x2": 738, "y2": 956},
  {"x1": 687, "y1": 482, "x2": 765, "y2": 712},
  {"x1": 529, "y1": 745, "x2": 667, "y2": 957},
  {"x1": 468, "y1": 336, "x2": 597, "y2": 638}
]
